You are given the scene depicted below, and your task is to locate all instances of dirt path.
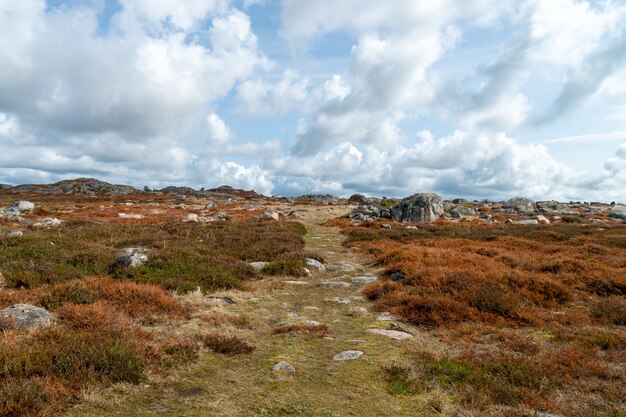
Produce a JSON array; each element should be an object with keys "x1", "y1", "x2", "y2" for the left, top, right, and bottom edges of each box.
[{"x1": 67, "y1": 206, "x2": 442, "y2": 417}]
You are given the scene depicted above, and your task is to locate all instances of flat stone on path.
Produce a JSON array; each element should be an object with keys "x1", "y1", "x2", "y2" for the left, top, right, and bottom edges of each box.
[
  {"x1": 272, "y1": 362, "x2": 295, "y2": 373},
  {"x1": 324, "y1": 298, "x2": 350, "y2": 304},
  {"x1": 327, "y1": 263, "x2": 357, "y2": 272},
  {"x1": 366, "y1": 329, "x2": 413, "y2": 340},
  {"x1": 319, "y1": 281, "x2": 350, "y2": 288},
  {"x1": 351, "y1": 276, "x2": 377, "y2": 284},
  {"x1": 333, "y1": 350, "x2": 364, "y2": 361},
  {"x1": 284, "y1": 280, "x2": 308, "y2": 285}
]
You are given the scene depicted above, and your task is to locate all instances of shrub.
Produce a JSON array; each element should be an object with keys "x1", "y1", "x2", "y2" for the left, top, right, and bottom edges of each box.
[
  {"x1": 200, "y1": 334, "x2": 255, "y2": 355},
  {"x1": 200, "y1": 314, "x2": 253, "y2": 329},
  {"x1": 273, "y1": 324, "x2": 329, "y2": 337},
  {"x1": 591, "y1": 296, "x2": 626, "y2": 325}
]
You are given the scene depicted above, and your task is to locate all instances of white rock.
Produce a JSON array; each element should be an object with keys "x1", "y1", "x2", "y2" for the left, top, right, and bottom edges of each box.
[
  {"x1": 272, "y1": 361, "x2": 295, "y2": 373},
  {"x1": 248, "y1": 261, "x2": 269, "y2": 271},
  {"x1": 118, "y1": 213, "x2": 144, "y2": 219},
  {"x1": 319, "y1": 281, "x2": 350, "y2": 288},
  {"x1": 7, "y1": 230, "x2": 23, "y2": 238},
  {"x1": 351, "y1": 276, "x2": 377, "y2": 284},
  {"x1": 305, "y1": 258, "x2": 326, "y2": 272},
  {"x1": 34, "y1": 218, "x2": 62, "y2": 227},
  {"x1": 376, "y1": 312, "x2": 395, "y2": 321},
  {"x1": 328, "y1": 263, "x2": 356, "y2": 272},
  {"x1": 333, "y1": 350, "x2": 364, "y2": 361},
  {"x1": 324, "y1": 298, "x2": 350, "y2": 305},
  {"x1": 366, "y1": 328, "x2": 413, "y2": 340},
  {"x1": 536, "y1": 215, "x2": 550, "y2": 224},
  {"x1": 262, "y1": 211, "x2": 280, "y2": 221},
  {"x1": 284, "y1": 280, "x2": 308, "y2": 285},
  {"x1": 115, "y1": 253, "x2": 148, "y2": 268},
  {"x1": 185, "y1": 213, "x2": 199, "y2": 222},
  {"x1": 11, "y1": 201, "x2": 34, "y2": 213}
]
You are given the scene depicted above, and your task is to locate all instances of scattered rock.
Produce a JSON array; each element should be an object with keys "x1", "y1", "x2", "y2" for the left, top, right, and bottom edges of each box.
[
  {"x1": 185, "y1": 213, "x2": 199, "y2": 222},
  {"x1": 609, "y1": 205, "x2": 626, "y2": 220},
  {"x1": 391, "y1": 193, "x2": 444, "y2": 223},
  {"x1": 381, "y1": 223, "x2": 392, "y2": 229},
  {"x1": 517, "y1": 219, "x2": 539, "y2": 225},
  {"x1": 248, "y1": 261, "x2": 269, "y2": 271},
  {"x1": 319, "y1": 281, "x2": 351, "y2": 288},
  {"x1": 115, "y1": 253, "x2": 148, "y2": 268},
  {"x1": 366, "y1": 328, "x2": 413, "y2": 340},
  {"x1": 33, "y1": 218, "x2": 62, "y2": 227},
  {"x1": 351, "y1": 276, "x2": 377, "y2": 284},
  {"x1": 333, "y1": 350, "x2": 364, "y2": 361},
  {"x1": 376, "y1": 312, "x2": 395, "y2": 321},
  {"x1": 12, "y1": 201, "x2": 35, "y2": 213},
  {"x1": 284, "y1": 280, "x2": 308, "y2": 285},
  {"x1": 389, "y1": 272, "x2": 405, "y2": 281},
  {"x1": 0, "y1": 304, "x2": 52, "y2": 330},
  {"x1": 536, "y1": 215, "x2": 550, "y2": 224},
  {"x1": 118, "y1": 213, "x2": 144, "y2": 219},
  {"x1": 503, "y1": 197, "x2": 536, "y2": 213},
  {"x1": 305, "y1": 258, "x2": 326, "y2": 272},
  {"x1": 327, "y1": 263, "x2": 356, "y2": 272},
  {"x1": 262, "y1": 210, "x2": 280, "y2": 221},
  {"x1": 7, "y1": 230, "x2": 23, "y2": 238},
  {"x1": 450, "y1": 206, "x2": 476, "y2": 218},
  {"x1": 349, "y1": 307, "x2": 369, "y2": 313},
  {"x1": 323, "y1": 298, "x2": 350, "y2": 305},
  {"x1": 272, "y1": 361, "x2": 295, "y2": 373}
]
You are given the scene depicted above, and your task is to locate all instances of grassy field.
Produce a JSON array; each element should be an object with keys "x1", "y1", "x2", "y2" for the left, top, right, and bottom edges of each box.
[
  {"x1": 333, "y1": 219, "x2": 626, "y2": 416},
  {"x1": 0, "y1": 208, "x2": 310, "y2": 417}
]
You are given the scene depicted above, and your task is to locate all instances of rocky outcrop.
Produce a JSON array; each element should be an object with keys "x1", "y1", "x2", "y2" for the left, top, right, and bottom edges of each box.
[
  {"x1": 5, "y1": 178, "x2": 137, "y2": 196},
  {"x1": 450, "y1": 206, "x2": 476, "y2": 218},
  {"x1": 609, "y1": 205, "x2": 626, "y2": 220},
  {"x1": 503, "y1": 197, "x2": 536, "y2": 213},
  {"x1": 391, "y1": 193, "x2": 444, "y2": 223}
]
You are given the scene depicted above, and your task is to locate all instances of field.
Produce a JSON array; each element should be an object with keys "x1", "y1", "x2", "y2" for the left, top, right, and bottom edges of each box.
[
  {"x1": 0, "y1": 193, "x2": 310, "y2": 417},
  {"x1": 335, "y1": 219, "x2": 626, "y2": 416}
]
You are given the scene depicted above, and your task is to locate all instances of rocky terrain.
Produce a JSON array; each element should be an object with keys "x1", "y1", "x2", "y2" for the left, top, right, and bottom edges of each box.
[{"x1": 0, "y1": 179, "x2": 624, "y2": 417}]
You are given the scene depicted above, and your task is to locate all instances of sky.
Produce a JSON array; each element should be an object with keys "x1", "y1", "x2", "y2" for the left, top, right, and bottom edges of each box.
[{"x1": 1, "y1": 0, "x2": 626, "y2": 201}]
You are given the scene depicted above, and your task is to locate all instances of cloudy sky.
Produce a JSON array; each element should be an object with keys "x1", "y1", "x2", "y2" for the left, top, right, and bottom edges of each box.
[{"x1": 1, "y1": 0, "x2": 625, "y2": 200}]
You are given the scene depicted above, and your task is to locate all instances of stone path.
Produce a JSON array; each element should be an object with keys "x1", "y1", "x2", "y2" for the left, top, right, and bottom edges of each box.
[{"x1": 67, "y1": 206, "x2": 437, "y2": 417}]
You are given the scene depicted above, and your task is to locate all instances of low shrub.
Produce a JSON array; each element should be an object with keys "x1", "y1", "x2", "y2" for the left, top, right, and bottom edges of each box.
[
  {"x1": 273, "y1": 323, "x2": 329, "y2": 337},
  {"x1": 591, "y1": 296, "x2": 626, "y2": 325},
  {"x1": 200, "y1": 334, "x2": 255, "y2": 355}
]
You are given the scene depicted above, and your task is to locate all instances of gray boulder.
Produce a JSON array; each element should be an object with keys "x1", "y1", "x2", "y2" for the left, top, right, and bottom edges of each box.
[
  {"x1": 609, "y1": 205, "x2": 626, "y2": 220},
  {"x1": 450, "y1": 206, "x2": 476, "y2": 218},
  {"x1": 272, "y1": 361, "x2": 295, "y2": 373},
  {"x1": 503, "y1": 197, "x2": 536, "y2": 213},
  {"x1": 0, "y1": 304, "x2": 52, "y2": 330},
  {"x1": 115, "y1": 252, "x2": 148, "y2": 268},
  {"x1": 391, "y1": 193, "x2": 444, "y2": 223},
  {"x1": 536, "y1": 200, "x2": 565, "y2": 212},
  {"x1": 11, "y1": 201, "x2": 35, "y2": 213},
  {"x1": 348, "y1": 193, "x2": 368, "y2": 204}
]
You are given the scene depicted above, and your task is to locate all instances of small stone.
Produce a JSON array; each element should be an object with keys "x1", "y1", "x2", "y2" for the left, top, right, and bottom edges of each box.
[
  {"x1": 304, "y1": 320, "x2": 321, "y2": 326},
  {"x1": 0, "y1": 304, "x2": 52, "y2": 330},
  {"x1": 34, "y1": 218, "x2": 62, "y2": 227},
  {"x1": 305, "y1": 258, "x2": 326, "y2": 272},
  {"x1": 186, "y1": 213, "x2": 199, "y2": 222},
  {"x1": 284, "y1": 280, "x2": 308, "y2": 285},
  {"x1": 376, "y1": 312, "x2": 395, "y2": 321},
  {"x1": 248, "y1": 261, "x2": 269, "y2": 271},
  {"x1": 351, "y1": 276, "x2": 377, "y2": 284},
  {"x1": 7, "y1": 230, "x2": 23, "y2": 238},
  {"x1": 349, "y1": 307, "x2": 368, "y2": 313},
  {"x1": 118, "y1": 213, "x2": 144, "y2": 219},
  {"x1": 389, "y1": 272, "x2": 405, "y2": 281},
  {"x1": 272, "y1": 361, "x2": 295, "y2": 373},
  {"x1": 536, "y1": 215, "x2": 550, "y2": 224},
  {"x1": 366, "y1": 328, "x2": 413, "y2": 340},
  {"x1": 333, "y1": 350, "x2": 364, "y2": 361},
  {"x1": 328, "y1": 263, "x2": 356, "y2": 272},
  {"x1": 115, "y1": 253, "x2": 148, "y2": 268},
  {"x1": 324, "y1": 298, "x2": 350, "y2": 305},
  {"x1": 262, "y1": 211, "x2": 280, "y2": 221},
  {"x1": 381, "y1": 223, "x2": 392, "y2": 229},
  {"x1": 319, "y1": 281, "x2": 350, "y2": 288}
]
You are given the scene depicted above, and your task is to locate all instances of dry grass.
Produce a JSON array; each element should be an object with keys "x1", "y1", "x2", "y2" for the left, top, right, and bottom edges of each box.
[
  {"x1": 273, "y1": 323, "x2": 329, "y2": 337},
  {"x1": 338, "y1": 220, "x2": 626, "y2": 416}
]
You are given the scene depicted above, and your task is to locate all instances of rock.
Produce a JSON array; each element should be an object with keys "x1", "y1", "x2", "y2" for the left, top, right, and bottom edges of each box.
[
  {"x1": 115, "y1": 253, "x2": 148, "y2": 268},
  {"x1": 33, "y1": 218, "x2": 62, "y2": 227},
  {"x1": 0, "y1": 304, "x2": 52, "y2": 330},
  {"x1": 333, "y1": 350, "x2": 364, "y2": 361},
  {"x1": 118, "y1": 213, "x2": 144, "y2": 219},
  {"x1": 284, "y1": 280, "x2": 308, "y2": 285},
  {"x1": 589, "y1": 218, "x2": 605, "y2": 224},
  {"x1": 262, "y1": 210, "x2": 280, "y2": 221},
  {"x1": 122, "y1": 247, "x2": 148, "y2": 255},
  {"x1": 479, "y1": 213, "x2": 493, "y2": 220},
  {"x1": 348, "y1": 204, "x2": 382, "y2": 222},
  {"x1": 503, "y1": 197, "x2": 536, "y2": 213},
  {"x1": 376, "y1": 312, "x2": 395, "y2": 321},
  {"x1": 517, "y1": 219, "x2": 539, "y2": 225},
  {"x1": 272, "y1": 361, "x2": 295, "y2": 373},
  {"x1": 391, "y1": 193, "x2": 444, "y2": 223},
  {"x1": 248, "y1": 261, "x2": 269, "y2": 271},
  {"x1": 319, "y1": 281, "x2": 350, "y2": 288},
  {"x1": 452, "y1": 198, "x2": 469, "y2": 204},
  {"x1": 348, "y1": 193, "x2": 368, "y2": 204},
  {"x1": 323, "y1": 298, "x2": 350, "y2": 305},
  {"x1": 349, "y1": 307, "x2": 369, "y2": 313},
  {"x1": 389, "y1": 272, "x2": 405, "y2": 281},
  {"x1": 381, "y1": 223, "x2": 392, "y2": 229},
  {"x1": 327, "y1": 263, "x2": 356, "y2": 272},
  {"x1": 505, "y1": 218, "x2": 514, "y2": 224},
  {"x1": 536, "y1": 200, "x2": 566, "y2": 212},
  {"x1": 366, "y1": 328, "x2": 413, "y2": 340},
  {"x1": 609, "y1": 205, "x2": 626, "y2": 220},
  {"x1": 351, "y1": 276, "x2": 377, "y2": 284},
  {"x1": 305, "y1": 258, "x2": 326, "y2": 272},
  {"x1": 11, "y1": 201, "x2": 35, "y2": 213},
  {"x1": 536, "y1": 215, "x2": 550, "y2": 224},
  {"x1": 7, "y1": 230, "x2": 23, "y2": 238},
  {"x1": 450, "y1": 206, "x2": 476, "y2": 218},
  {"x1": 185, "y1": 213, "x2": 199, "y2": 222}
]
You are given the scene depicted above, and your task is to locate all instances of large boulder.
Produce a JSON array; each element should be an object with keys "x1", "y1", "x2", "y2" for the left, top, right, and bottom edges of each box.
[
  {"x1": 391, "y1": 193, "x2": 444, "y2": 223},
  {"x1": 503, "y1": 197, "x2": 536, "y2": 214},
  {"x1": 609, "y1": 205, "x2": 626, "y2": 220},
  {"x1": 450, "y1": 206, "x2": 476, "y2": 218},
  {"x1": 0, "y1": 304, "x2": 52, "y2": 330}
]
